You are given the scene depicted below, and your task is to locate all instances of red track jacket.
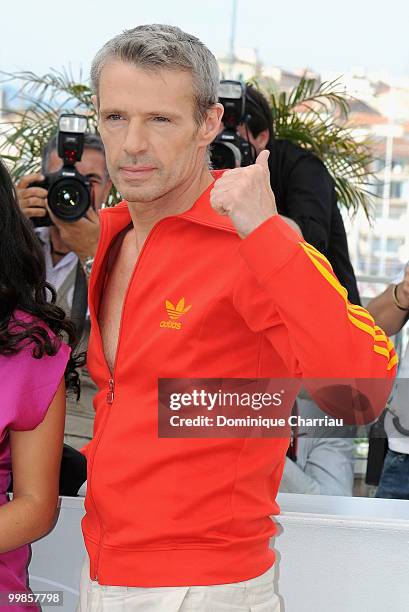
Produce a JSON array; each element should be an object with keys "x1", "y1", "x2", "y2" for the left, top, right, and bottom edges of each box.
[{"x1": 83, "y1": 171, "x2": 397, "y2": 586}]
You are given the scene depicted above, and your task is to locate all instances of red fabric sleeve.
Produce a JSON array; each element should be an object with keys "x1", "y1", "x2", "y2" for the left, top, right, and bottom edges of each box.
[{"x1": 235, "y1": 215, "x2": 397, "y2": 424}]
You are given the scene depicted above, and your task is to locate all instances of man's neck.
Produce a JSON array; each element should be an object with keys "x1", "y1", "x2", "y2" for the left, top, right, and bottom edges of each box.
[{"x1": 126, "y1": 165, "x2": 214, "y2": 250}]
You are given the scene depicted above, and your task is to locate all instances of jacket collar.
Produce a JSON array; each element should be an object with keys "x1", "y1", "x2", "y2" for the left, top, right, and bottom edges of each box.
[{"x1": 101, "y1": 170, "x2": 237, "y2": 236}]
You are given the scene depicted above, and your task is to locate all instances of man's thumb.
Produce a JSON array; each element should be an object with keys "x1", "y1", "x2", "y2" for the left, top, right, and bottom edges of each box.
[{"x1": 255, "y1": 149, "x2": 270, "y2": 170}]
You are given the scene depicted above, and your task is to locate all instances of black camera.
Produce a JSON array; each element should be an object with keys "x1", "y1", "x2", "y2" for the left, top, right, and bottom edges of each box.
[
  {"x1": 210, "y1": 80, "x2": 255, "y2": 169},
  {"x1": 31, "y1": 114, "x2": 91, "y2": 227}
]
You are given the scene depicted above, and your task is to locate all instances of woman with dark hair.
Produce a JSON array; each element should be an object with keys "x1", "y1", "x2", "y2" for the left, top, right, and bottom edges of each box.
[{"x1": 0, "y1": 157, "x2": 75, "y2": 608}]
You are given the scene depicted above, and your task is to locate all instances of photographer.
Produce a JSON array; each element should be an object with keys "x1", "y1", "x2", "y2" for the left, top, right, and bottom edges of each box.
[
  {"x1": 16, "y1": 132, "x2": 112, "y2": 452},
  {"x1": 367, "y1": 263, "x2": 409, "y2": 499},
  {"x1": 220, "y1": 83, "x2": 361, "y2": 306}
]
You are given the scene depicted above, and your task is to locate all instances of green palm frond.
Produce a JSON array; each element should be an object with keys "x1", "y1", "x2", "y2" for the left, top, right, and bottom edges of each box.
[
  {"x1": 265, "y1": 76, "x2": 376, "y2": 217},
  {"x1": 0, "y1": 68, "x2": 97, "y2": 176},
  {"x1": 1, "y1": 67, "x2": 94, "y2": 113},
  {"x1": 0, "y1": 68, "x2": 120, "y2": 202}
]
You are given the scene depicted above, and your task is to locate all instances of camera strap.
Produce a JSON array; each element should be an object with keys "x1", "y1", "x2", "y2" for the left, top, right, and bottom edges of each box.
[{"x1": 71, "y1": 260, "x2": 88, "y2": 342}]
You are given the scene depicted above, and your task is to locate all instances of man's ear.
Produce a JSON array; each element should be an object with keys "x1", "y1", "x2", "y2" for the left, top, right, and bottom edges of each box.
[
  {"x1": 255, "y1": 128, "x2": 270, "y2": 151},
  {"x1": 199, "y1": 103, "x2": 224, "y2": 146}
]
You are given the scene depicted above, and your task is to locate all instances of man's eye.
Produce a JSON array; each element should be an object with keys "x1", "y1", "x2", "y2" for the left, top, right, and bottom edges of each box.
[
  {"x1": 153, "y1": 116, "x2": 170, "y2": 123},
  {"x1": 106, "y1": 114, "x2": 122, "y2": 121}
]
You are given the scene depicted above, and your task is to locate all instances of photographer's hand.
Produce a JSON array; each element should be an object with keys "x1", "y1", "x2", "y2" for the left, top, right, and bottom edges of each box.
[
  {"x1": 47, "y1": 205, "x2": 100, "y2": 264},
  {"x1": 209, "y1": 150, "x2": 278, "y2": 238},
  {"x1": 16, "y1": 173, "x2": 48, "y2": 219}
]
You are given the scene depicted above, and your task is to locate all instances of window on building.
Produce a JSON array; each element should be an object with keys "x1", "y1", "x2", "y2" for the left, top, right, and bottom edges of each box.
[
  {"x1": 373, "y1": 202, "x2": 383, "y2": 218},
  {"x1": 386, "y1": 237, "x2": 405, "y2": 253},
  {"x1": 375, "y1": 183, "x2": 384, "y2": 198},
  {"x1": 391, "y1": 159, "x2": 404, "y2": 172},
  {"x1": 372, "y1": 159, "x2": 384, "y2": 173},
  {"x1": 375, "y1": 182, "x2": 403, "y2": 200},
  {"x1": 389, "y1": 203, "x2": 407, "y2": 220},
  {"x1": 390, "y1": 182, "x2": 403, "y2": 199},
  {"x1": 368, "y1": 259, "x2": 381, "y2": 276},
  {"x1": 385, "y1": 259, "x2": 402, "y2": 277}
]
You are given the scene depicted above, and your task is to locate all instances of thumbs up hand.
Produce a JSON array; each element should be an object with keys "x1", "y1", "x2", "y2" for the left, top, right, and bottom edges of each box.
[{"x1": 209, "y1": 150, "x2": 278, "y2": 238}]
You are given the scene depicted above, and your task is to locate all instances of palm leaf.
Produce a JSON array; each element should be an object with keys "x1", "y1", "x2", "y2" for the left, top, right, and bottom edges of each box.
[
  {"x1": 0, "y1": 68, "x2": 118, "y2": 204},
  {"x1": 262, "y1": 76, "x2": 376, "y2": 217}
]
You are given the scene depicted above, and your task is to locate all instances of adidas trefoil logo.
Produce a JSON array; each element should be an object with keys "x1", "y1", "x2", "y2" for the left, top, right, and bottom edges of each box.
[
  {"x1": 160, "y1": 297, "x2": 191, "y2": 330},
  {"x1": 166, "y1": 298, "x2": 192, "y2": 320}
]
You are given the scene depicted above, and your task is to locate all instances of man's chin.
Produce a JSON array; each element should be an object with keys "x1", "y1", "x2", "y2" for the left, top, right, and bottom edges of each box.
[{"x1": 120, "y1": 185, "x2": 163, "y2": 204}]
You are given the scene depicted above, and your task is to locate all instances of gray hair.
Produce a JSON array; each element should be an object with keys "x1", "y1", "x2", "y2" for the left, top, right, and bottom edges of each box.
[{"x1": 90, "y1": 24, "x2": 220, "y2": 126}]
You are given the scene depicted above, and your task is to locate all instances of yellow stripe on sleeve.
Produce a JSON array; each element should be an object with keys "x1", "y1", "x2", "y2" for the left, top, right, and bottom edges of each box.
[
  {"x1": 347, "y1": 312, "x2": 375, "y2": 337},
  {"x1": 298, "y1": 241, "x2": 396, "y2": 369},
  {"x1": 301, "y1": 242, "x2": 335, "y2": 270},
  {"x1": 374, "y1": 345, "x2": 391, "y2": 359},
  {"x1": 374, "y1": 333, "x2": 388, "y2": 345},
  {"x1": 299, "y1": 243, "x2": 348, "y2": 301},
  {"x1": 347, "y1": 305, "x2": 375, "y2": 324},
  {"x1": 387, "y1": 339, "x2": 395, "y2": 352}
]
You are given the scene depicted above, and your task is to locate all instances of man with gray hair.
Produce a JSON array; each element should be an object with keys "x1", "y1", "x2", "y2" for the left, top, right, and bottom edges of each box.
[{"x1": 77, "y1": 23, "x2": 395, "y2": 611}]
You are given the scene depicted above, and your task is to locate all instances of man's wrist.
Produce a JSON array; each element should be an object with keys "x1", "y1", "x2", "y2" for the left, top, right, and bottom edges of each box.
[
  {"x1": 279, "y1": 215, "x2": 303, "y2": 237},
  {"x1": 240, "y1": 213, "x2": 277, "y2": 239},
  {"x1": 393, "y1": 283, "x2": 409, "y2": 311}
]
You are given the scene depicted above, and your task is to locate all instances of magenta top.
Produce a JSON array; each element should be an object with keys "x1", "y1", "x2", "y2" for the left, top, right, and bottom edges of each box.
[{"x1": 0, "y1": 311, "x2": 70, "y2": 610}]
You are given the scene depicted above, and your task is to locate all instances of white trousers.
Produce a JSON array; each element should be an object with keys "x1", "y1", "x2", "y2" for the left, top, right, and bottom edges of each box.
[{"x1": 76, "y1": 555, "x2": 281, "y2": 611}]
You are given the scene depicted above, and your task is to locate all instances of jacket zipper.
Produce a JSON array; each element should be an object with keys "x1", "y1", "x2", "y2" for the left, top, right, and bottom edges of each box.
[
  {"x1": 106, "y1": 378, "x2": 115, "y2": 404},
  {"x1": 85, "y1": 210, "x2": 109, "y2": 582},
  {"x1": 90, "y1": 214, "x2": 168, "y2": 581}
]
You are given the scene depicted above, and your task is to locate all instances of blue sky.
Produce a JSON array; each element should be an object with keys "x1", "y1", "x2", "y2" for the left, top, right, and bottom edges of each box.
[{"x1": 1, "y1": 0, "x2": 408, "y2": 79}]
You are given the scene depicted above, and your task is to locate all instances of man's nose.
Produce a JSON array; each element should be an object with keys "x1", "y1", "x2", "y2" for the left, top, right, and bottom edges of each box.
[{"x1": 123, "y1": 119, "x2": 149, "y2": 157}]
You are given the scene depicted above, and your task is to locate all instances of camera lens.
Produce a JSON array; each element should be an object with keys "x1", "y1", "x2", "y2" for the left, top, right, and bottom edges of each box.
[
  {"x1": 211, "y1": 142, "x2": 241, "y2": 169},
  {"x1": 48, "y1": 177, "x2": 90, "y2": 222},
  {"x1": 56, "y1": 185, "x2": 81, "y2": 208}
]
